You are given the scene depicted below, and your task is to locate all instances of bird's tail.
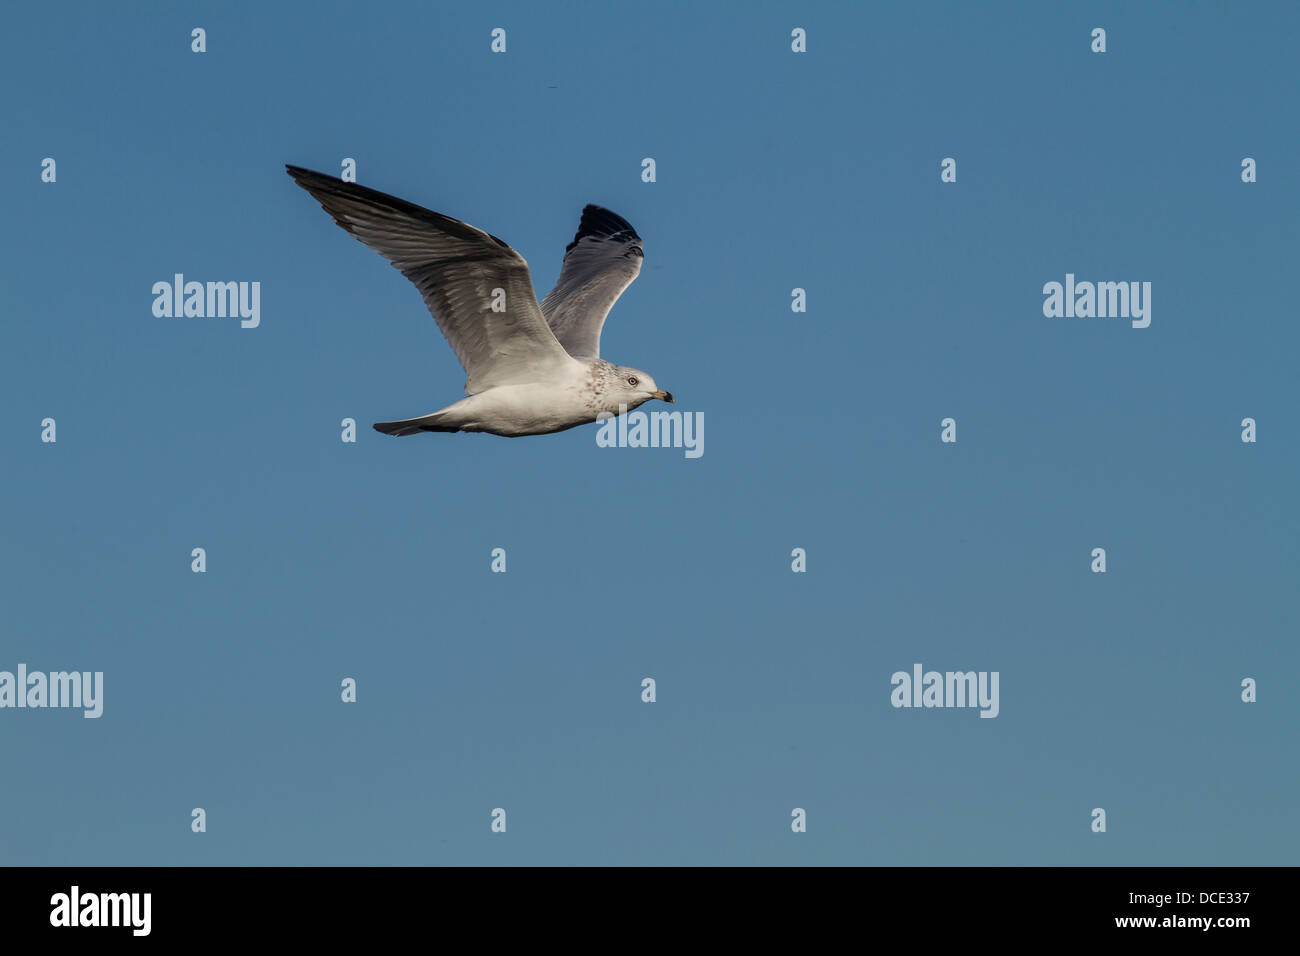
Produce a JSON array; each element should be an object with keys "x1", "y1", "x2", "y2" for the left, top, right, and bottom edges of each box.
[{"x1": 373, "y1": 413, "x2": 461, "y2": 437}]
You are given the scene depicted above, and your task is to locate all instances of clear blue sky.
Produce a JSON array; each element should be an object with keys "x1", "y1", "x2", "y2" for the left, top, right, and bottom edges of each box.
[{"x1": 3, "y1": 1, "x2": 1296, "y2": 865}]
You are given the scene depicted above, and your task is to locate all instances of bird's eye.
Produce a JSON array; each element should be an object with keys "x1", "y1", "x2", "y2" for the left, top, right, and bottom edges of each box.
[
  {"x1": 629, "y1": 246, "x2": 643, "y2": 258},
  {"x1": 627, "y1": 376, "x2": 638, "y2": 386}
]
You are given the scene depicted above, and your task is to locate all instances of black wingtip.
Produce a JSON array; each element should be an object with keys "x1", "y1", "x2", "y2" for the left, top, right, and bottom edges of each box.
[
  {"x1": 285, "y1": 164, "x2": 334, "y2": 190},
  {"x1": 567, "y1": 204, "x2": 640, "y2": 252},
  {"x1": 285, "y1": 165, "x2": 506, "y2": 248}
]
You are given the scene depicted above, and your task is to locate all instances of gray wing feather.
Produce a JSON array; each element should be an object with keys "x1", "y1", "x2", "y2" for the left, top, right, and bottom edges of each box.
[
  {"x1": 540, "y1": 205, "x2": 643, "y2": 360},
  {"x1": 287, "y1": 165, "x2": 572, "y2": 394}
]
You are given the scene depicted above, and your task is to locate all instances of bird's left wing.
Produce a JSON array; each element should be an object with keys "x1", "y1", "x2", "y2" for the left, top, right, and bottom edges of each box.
[
  {"x1": 540, "y1": 205, "x2": 643, "y2": 360},
  {"x1": 286, "y1": 165, "x2": 573, "y2": 394}
]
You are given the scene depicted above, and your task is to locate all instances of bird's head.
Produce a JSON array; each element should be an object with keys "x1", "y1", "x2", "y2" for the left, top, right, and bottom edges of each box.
[{"x1": 612, "y1": 365, "x2": 673, "y2": 410}]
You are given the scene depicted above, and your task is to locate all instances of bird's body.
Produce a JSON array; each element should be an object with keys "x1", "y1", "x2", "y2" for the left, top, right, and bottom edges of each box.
[
  {"x1": 285, "y1": 165, "x2": 672, "y2": 437},
  {"x1": 383, "y1": 359, "x2": 630, "y2": 437}
]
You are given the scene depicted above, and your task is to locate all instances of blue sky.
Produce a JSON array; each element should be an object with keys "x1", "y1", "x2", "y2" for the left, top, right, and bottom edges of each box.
[{"x1": 2, "y1": 1, "x2": 1297, "y2": 865}]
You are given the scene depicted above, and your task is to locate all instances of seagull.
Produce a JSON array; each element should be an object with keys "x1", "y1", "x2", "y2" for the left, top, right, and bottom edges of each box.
[{"x1": 286, "y1": 165, "x2": 673, "y2": 437}]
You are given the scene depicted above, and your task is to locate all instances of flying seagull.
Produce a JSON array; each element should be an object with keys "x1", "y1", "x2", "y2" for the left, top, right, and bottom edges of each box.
[{"x1": 286, "y1": 165, "x2": 672, "y2": 437}]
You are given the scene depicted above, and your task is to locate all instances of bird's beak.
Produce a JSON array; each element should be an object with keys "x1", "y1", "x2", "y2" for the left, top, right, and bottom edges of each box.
[{"x1": 653, "y1": 390, "x2": 674, "y2": 403}]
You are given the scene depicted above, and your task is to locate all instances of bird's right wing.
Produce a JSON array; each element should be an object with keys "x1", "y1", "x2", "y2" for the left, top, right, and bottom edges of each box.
[
  {"x1": 287, "y1": 165, "x2": 573, "y2": 394},
  {"x1": 540, "y1": 205, "x2": 643, "y2": 360}
]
